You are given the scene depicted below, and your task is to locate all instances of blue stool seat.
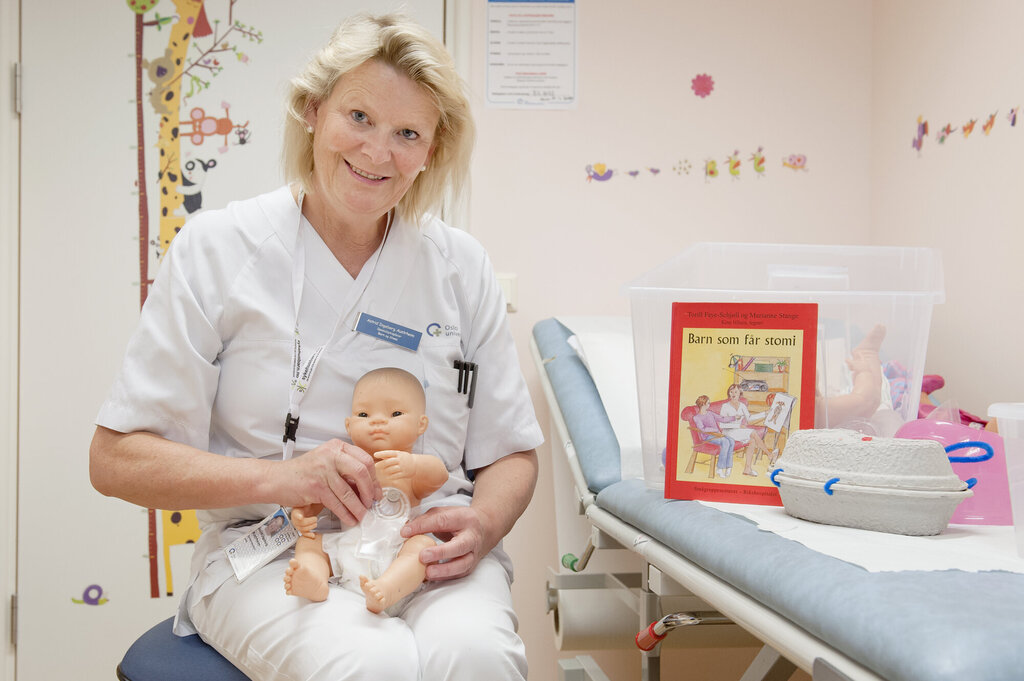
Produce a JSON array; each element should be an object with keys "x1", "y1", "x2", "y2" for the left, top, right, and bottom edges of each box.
[{"x1": 116, "y1": 617, "x2": 249, "y2": 681}]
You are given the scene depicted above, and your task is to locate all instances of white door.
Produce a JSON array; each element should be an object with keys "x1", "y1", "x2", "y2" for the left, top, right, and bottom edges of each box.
[{"x1": 18, "y1": 2, "x2": 444, "y2": 678}]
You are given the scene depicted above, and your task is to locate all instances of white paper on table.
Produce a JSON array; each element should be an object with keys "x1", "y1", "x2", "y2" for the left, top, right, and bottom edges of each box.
[{"x1": 701, "y1": 500, "x2": 1024, "y2": 574}]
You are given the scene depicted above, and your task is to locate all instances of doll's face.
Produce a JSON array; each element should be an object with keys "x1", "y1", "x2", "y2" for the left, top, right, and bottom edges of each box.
[
  {"x1": 345, "y1": 373, "x2": 428, "y2": 454},
  {"x1": 728, "y1": 385, "x2": 741, "y2": 400}
]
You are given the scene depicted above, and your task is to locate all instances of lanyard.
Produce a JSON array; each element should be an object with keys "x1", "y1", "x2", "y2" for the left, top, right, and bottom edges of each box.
[{"x1": 282, "y1": 191, "x2": 392, "y2": 459}]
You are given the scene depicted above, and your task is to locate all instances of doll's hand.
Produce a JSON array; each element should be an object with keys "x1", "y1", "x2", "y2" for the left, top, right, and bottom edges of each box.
[
  {"x1": 374, "y1": 450, "x2": 416, "y2": 480},
  {"x1": 290, "y1": 505, "x2": 321, "y2": 539}
]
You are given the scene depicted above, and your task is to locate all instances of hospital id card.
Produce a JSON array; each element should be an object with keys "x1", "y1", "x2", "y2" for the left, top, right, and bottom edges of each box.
[{"x1": 224, "y1": 508, "x2": 300, "y2": 582}]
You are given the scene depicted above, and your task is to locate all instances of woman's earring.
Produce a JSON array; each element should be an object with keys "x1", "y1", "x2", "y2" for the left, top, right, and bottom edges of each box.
[
  {"x1": 421, "y1": 165, "x2": 428, "y2": 172},
  {"x1": 305, "y1": 125, "x2": 314, "y2": 134}
]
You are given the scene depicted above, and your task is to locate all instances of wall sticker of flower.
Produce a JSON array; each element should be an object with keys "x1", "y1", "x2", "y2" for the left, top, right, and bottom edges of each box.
[{"x1": 691, "y1": 73, "x2": 715, "y2": 98}]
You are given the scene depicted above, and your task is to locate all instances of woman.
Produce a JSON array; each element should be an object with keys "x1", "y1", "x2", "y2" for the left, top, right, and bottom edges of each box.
[
  {"x1": 90, "y1": 12, "x2": 542, "y2": 681},
  {"x1": 719, "y1": 384, "x2": 777, "y2": 471},
  {"x1": 692, "y1": 395, "x2": 736, "y2": 478}
]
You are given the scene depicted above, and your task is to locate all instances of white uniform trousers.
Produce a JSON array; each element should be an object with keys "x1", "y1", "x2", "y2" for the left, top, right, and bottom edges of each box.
[{"x1": 189, "y1": 552, "x2": 527, "y2": 681}]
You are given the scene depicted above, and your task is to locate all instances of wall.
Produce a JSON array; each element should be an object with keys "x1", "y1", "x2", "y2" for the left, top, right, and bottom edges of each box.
[
  {"x1": 871, "y1": 0, "x2": 1024, "y2": 414},
  {"x1": 464, "y1": 1, "x2": 872, "y2": 679}
]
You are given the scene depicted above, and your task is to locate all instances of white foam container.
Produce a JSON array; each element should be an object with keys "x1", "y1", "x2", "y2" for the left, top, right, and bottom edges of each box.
[
  {"x1": 989, "y1": 403, "x2": 1024, "y2": 556},
  {"x1": 626, "y1": 243, "x2": 945, "y2": 490},
  {"x1": 773, "y1": 429, "x2": 970, "y2": 535}
]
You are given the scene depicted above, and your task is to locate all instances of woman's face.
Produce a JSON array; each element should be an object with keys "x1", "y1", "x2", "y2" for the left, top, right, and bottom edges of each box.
[{"x1": 306, "y1": 59, "x2": 439, "y2": 224}]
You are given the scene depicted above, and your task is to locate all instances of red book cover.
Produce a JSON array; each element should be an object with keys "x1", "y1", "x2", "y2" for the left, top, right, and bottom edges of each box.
[{"x1": 665, "y1": 302, "x2": 818, "y2": 504}]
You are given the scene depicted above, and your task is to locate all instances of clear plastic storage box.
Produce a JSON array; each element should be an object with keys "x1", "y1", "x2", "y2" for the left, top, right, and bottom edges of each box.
[
  {"x1": 626, "y1": 242, "x2": 945, "y2": 489},
  {"x1": 989, "y1": 403, "x2": 1024, "y2": 556}
]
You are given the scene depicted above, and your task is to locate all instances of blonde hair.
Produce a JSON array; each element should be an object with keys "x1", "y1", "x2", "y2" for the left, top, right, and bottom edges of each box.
[{"x1": 282, "y1": 12, "x2": 474, "y2": 222}]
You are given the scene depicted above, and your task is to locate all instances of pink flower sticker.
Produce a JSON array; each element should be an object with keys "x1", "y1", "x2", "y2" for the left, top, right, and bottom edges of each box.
[{"x1": 691, "y1": 73, "x2": 714, "y2": 98}]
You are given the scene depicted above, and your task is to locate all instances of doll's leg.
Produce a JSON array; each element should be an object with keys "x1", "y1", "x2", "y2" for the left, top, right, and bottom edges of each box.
[
  {"x1": 816, "y1": 324, "x2": 886, "y2": 427},
  {"x1": 284, "y1": 533, "x2": 331, "y2": 602},
  {"x1": 360, "y1": 533, "x2": 435, "y2": 614}
]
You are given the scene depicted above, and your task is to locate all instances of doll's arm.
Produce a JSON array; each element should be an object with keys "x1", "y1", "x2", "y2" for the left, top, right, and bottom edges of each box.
[
  {"x1": 375, "y1": 451, "x2": 448, "y2": 499},
  {"x1": 410, "y1": 454, "x2": 449, "y2": 499},
  {"x1": 291, "y1": 503, "x2": 322, "y2": 539},
  {"x1": 374, "y1": 450, "x2": 417, "y2": 480}
]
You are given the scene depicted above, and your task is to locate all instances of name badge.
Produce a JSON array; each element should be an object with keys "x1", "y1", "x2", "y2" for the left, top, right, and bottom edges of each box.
[
  {"x1": 355, "y1": 312, "x2": 421, "y2": 352},
  {"x1": 224, "y1": 508, "x2": 300, "y2": 582}
]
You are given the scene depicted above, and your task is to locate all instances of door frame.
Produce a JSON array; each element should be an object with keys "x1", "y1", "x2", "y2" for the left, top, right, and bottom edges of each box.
[{"x1": 1, "y1": 0, "x2": 21, "y2": 679}]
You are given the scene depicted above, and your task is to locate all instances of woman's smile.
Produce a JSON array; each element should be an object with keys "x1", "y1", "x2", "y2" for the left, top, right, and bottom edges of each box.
[{"x1": 348, "y1": 161, "x2": 387, "y2": 182}]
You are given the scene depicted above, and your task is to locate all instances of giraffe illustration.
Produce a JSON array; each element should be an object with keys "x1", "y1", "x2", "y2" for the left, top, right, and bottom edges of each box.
[
  {"x1": 131, "y1": 0, "x2": 262, "y2": 599},
  {"x1": 161, "y1": 508, "x2": 201, "y2": 596},
  {"x1": 130, "y1": 0, "x2": 206, "y2": 599},
  {"x1": 155, "y1": 0, "x2": 205, "y2": 261}
]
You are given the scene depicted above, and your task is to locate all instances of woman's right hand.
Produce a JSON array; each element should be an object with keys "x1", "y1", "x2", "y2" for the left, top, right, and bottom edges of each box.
[{"x1": 276, "y1": 439, "x2": 382, "y2": 527}]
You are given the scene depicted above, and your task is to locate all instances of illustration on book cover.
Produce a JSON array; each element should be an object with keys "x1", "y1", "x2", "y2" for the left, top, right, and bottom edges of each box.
[{"x1": 665, "y1": 302, "x2": 818, "y2": 504}]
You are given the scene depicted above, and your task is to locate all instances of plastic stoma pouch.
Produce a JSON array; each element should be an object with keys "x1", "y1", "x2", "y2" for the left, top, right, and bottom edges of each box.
[{"x1": 356, "y1": 487, "x2": 411, "y2": 577}]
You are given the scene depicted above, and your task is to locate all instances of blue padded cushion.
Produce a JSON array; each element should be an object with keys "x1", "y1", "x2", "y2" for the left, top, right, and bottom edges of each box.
[
  {"x1": 118, "y1": 617, "x2": 249, "y2": 681},
  {"x1": 598, "y1": 479, "x2": 1024, "y2": 681},
  {"x1": 532, "y1": 318, "x2": 622, "y2": 493}
]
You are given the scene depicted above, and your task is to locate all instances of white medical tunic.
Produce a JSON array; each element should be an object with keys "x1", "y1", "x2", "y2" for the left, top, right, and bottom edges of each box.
[{"x1": 96, "y1": 186, "x2": 543, "y2": 635}]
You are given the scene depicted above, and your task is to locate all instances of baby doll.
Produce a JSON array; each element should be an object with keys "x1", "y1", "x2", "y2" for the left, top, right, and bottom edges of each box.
[
  {"x1": 815, "y1": 323, "x2": 887, "y2": 428},
  {"x1": 283, "y1": 367, "x2": 449, "y2": 613}
]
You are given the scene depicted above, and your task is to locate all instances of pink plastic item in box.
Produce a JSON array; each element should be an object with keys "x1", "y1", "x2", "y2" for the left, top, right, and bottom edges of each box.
[{"x1": 895, "y1": 419, "x2": 1010, "y2": 525}]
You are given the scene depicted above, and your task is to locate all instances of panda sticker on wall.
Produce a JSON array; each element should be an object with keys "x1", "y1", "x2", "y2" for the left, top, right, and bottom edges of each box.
[{"x1": 175, "y1": 158, "x2": 217, "y2": 217}]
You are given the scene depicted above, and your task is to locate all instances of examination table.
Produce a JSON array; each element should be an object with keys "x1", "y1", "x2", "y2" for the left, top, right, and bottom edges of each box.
[{"x1": 532, "y1": 317, "x2": 1024, "y2": 681}]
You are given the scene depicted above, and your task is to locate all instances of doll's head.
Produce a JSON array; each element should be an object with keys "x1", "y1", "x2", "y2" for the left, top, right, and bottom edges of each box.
[{"x1": 346, "y1": 367, "x2": 429, "y2": 454}]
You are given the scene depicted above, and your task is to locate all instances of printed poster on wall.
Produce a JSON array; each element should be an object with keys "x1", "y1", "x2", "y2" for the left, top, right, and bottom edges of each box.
[
  {"x1": 665, "y1": 302, "x2": 818, "y2": 505},
  {"x1": 486, "y1": 0, "x2": 577, "y2": 109}
]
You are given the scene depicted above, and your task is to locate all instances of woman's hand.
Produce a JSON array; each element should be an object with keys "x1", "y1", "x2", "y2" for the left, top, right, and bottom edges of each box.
[
  {"x1": 276, "y1": 439, "x2": 382, "y2": 527},
  {"x1": 400, "y1": 505, "x2": 494, "y2": 581},
  {"x1": 400, "y1": 450, "x2": 538, "y2": 582}
]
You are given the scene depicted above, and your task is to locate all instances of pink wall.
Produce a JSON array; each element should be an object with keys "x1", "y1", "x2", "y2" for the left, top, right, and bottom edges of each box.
[
  {"x1": 463, "y1": 1, "x2": 874, "y2": 678},
  {"x1": 871, "y1": 0, "x2": 1024, "y2": 414}
]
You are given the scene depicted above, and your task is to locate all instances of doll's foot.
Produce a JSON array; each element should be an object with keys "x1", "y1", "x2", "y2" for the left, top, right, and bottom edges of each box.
[
  {"x1": 743, "y1": 468, "x2": 758, "y2": 477},
  {"x1": 284, "y1": 558, "x2": 329, "y2": 602},
  {"x1": 847, "y1": 324, "x2": 886, "y2": 373},
  {"x1": 859, "y1": 323, "x2": 886, "y2": 353},
  {"x1": 360, "y1": 575, "x2": 394, "y2": 614}
]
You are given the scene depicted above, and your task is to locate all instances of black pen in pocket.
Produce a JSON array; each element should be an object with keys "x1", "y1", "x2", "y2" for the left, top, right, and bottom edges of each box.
[{"x1": 453, "y1": 360, "x2": 478, "y2": 408}]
